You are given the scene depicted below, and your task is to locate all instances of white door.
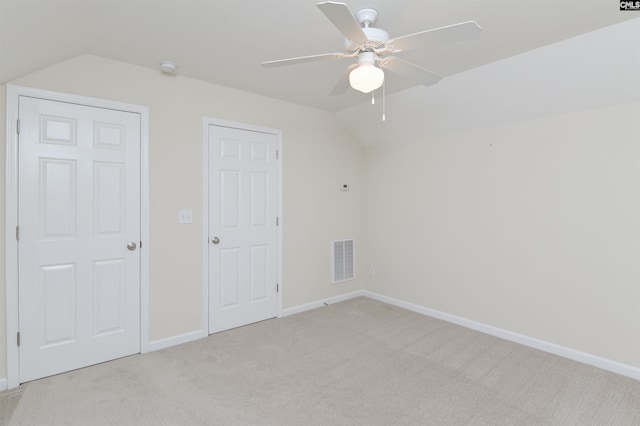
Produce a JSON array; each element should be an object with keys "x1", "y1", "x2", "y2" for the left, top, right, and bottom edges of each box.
[
  {"x1": 18, "y1": 96, "x2": 141, "y2": 382},
  {"x1": 208, "y1": 125, "x2": 278, "y2": 334}
]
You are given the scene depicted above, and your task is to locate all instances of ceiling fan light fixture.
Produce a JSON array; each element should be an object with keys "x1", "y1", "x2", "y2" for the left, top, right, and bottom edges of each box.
[
  {"x1": 262, "y1": 2, "x2": 481, "y2": 98},
  {"x1": 349, "y1": 52, "x2": 384, "y2": 93},
  {"x1": 349, "y1": 63, "x2": 384, "y2": 93}
]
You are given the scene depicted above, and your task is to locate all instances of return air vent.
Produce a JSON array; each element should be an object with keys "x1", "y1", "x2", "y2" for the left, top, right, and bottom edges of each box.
[{"x1": 332, "y1": 239, "x2": 354, "y2": 283}]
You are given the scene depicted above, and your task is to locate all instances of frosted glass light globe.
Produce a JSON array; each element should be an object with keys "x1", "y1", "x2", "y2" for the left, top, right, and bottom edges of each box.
[{"x1": 349, "y1": 62, "x2": 384, "y2": 94}]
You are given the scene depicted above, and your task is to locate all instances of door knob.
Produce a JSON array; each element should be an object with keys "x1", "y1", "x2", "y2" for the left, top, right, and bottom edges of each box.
[
  {"x1": 127, "y1": 242, "x2": 137, "y2": 251},
  {"x1": 211, "y1": 237, "x2": 220, "y2": 244}
]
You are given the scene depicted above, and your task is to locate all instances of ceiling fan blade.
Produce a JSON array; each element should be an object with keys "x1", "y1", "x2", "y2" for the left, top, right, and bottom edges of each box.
[
  {"x1": 317, "y1": 1, "x2": 368, "y2": 44},
  {"x1": 389, "y1": 21, "x2": 482, "y2": 52},
  {"x1": 262, "y1": 52, "x2": 347, "y2": 68},
  {"x1": 381, "y1": 57, "x2": 441, "y2": 87},
  {"x1": 330, "y1": 63, "x2": 358, "y2": 95}
]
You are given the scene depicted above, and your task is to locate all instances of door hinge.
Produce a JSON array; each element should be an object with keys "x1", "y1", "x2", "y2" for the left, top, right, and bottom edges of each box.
[
  {"x1": 140, "y1": 241, "x2": 142, "y2": 249},
  {"x1": 276, "y1": 283, "x2": 279, "y2": 293},
  {"x1": 16, "y1": 119, "x2": 20, "y2": 135},
  {"x1": 15, "y1": 226, "x2": 19, "y2": 241},
  {"x1": 276, "y1": 150, "x2": 279, "y2": 160},
  {"x1": 17, "y1": 332, "x2": 20, "y2": 347},
  {"x1": 276, "y1": 217, "x2": 279, "y2": 226}
]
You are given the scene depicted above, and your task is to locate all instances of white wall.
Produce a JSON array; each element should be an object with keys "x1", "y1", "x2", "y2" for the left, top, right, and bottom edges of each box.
[
  {"x1": 0, "y1": 55, "x2": 365, "y2": 380},
  {"x1": 364, "y1": 101, "x2": 640, "y2": 368},
  {"x1": 2, "y1": 53, "x2": 638, "y2": 385}
]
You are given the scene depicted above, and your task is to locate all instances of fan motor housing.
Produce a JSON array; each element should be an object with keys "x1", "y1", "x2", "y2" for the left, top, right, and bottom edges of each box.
[{"x1": 344, "y1": 27, "x2": 389, "y2": 52}]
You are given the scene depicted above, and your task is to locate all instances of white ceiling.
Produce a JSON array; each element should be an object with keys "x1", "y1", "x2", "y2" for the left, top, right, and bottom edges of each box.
[{"x1": 1, "y1": 1, "x2": 639, "y2": 145}]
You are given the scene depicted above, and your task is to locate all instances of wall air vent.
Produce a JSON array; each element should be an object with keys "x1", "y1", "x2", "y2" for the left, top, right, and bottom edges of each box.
[{"x1": 332, "y1": 239, "x2": 354, "y2": 283}]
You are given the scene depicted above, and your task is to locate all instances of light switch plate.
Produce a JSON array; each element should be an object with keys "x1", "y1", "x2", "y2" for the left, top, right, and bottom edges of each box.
[{"x1": 178, "y1": 209, "x2": 193, "y2": 224}]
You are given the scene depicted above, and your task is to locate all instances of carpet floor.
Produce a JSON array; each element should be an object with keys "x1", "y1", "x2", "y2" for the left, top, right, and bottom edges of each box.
[{"x1": 1, "y1": 297, "x2": 639, "y2": 425}]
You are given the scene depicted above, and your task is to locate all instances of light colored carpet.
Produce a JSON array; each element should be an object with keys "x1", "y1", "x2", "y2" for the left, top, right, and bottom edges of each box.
[
  {"x1": 0, "y1": 387, "x2": 22, "y2": 426},
  {"x1": 1, "y1": 297, "x2": 639, "y2": 425}
]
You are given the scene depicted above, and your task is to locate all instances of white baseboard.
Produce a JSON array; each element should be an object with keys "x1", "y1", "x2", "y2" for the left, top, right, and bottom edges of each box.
[
  {"x1": 0, "y1": 377, "x2": 7, "y2": 392},
  {"x1": 148, "y1": 329, "x2": 206, "y2": 352},
  {"x1": 280, "y1": 290, "x2": 365, "y2": 317},
  {"x1": 363, "y1": 290, "x2": 640, "y2": 381},
  {"x1": 151, "y1": 290, "x2": 363, "y2": 351}
]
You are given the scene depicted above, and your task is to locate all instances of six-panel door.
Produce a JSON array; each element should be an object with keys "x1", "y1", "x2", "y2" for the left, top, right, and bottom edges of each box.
[
  {"x1": 208, "y1": 125, "x2": 278, "y2": 334},
  {"x1": 18, "y1": 96, "x2": 141, "y2": 382}
]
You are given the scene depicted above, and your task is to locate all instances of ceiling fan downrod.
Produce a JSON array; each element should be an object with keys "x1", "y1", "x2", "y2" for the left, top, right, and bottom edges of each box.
[{"x1": 355, "y1": 8, "x2": 378, "y2": 28}]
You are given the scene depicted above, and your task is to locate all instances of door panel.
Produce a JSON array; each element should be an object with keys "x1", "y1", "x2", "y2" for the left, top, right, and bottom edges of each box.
[
  {"x1": 209, "y1": 125, "x2": 278, "y2": 333},
  {"x1": 250, "y1": 245, "x2": 268, "y2": 301},
  {"x1": 40, "y1": 263, "x2": 76, "y2": 347},
  {"x1": 94, "y1": 162, "x2": 125, "y2": 234},
  {"x1": 93, "y1": 258, "x2": 126, "y2": 336},
  {"x1": 220, "y1": 170, "x2": 241, "y2": 229},
  {"x1": 40, "y1": 158, "x2": 76, "y2": 238},
  {"x1": 18, "y1": 96, "x2": 141, "y2": 383}
]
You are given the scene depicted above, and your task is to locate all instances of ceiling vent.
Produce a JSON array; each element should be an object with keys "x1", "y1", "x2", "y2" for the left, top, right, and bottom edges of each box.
[{"x1": 332, "y1": 239, "x2": 354, "y2": 283}]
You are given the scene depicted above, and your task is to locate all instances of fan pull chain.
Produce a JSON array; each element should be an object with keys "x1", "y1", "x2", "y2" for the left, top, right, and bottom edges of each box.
[{"x1": 382, "y1": 79, "x2": 386, "y2": 122}]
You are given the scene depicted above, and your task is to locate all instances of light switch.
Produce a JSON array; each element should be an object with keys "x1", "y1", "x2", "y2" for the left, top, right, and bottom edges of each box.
[{"x1": 178, "y1": 209, "x2": 193, "y2": 224}]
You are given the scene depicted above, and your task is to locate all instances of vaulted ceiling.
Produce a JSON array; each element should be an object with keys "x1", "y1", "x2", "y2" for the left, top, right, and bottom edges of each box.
[{"x1": 1, "y1": 1, "x2": 638, "y2": 145}]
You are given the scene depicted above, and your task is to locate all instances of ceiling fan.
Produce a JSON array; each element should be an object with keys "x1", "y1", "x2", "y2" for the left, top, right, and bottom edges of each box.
[{"x1": 262, "y1": 1, "x2": 482, "y2": 95}]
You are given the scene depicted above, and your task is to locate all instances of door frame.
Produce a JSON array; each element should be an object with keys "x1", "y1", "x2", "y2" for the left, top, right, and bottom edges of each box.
[
  {"x1": 202, "y1": 117, "x2": 283, "y2": 334},
  {"x1": 5, "y1": 84, "x2": 150, "y2": 389}
]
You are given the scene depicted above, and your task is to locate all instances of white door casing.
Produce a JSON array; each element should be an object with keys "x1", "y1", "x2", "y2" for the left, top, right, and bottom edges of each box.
[
  {"x1": 207, "y1": 122, "x2": 281, "y2": 334},
  {"x1": 5, "y1": 85, "x2": 150, "y2": 388}
]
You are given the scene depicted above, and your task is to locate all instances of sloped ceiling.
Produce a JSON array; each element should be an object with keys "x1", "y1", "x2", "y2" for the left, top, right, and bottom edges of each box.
[
  {"x1": 1, "y1": 1, "x2": 638, "y2": 145},
  {"x1": 340, "y1": 18, "x2": 640, "y2": 145}
]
